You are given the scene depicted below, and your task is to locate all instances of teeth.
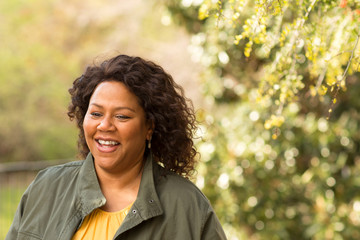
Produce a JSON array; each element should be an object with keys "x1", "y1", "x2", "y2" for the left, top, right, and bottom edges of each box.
[{"x1": 98, "y1": 140, "x2": 119, "y2": 145}]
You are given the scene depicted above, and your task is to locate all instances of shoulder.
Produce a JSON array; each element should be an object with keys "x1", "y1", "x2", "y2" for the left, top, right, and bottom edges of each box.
[
  {"x1": 36, "y1": 160, "x2": 83, "y2": 178},
  {"x1": 153, "y1": 166, "x2": 225, "y2": 236},
  {"x1": 30, "y1": 160, "x2": 84, "y2": 190},
  {"x1": 154, "y1": 165, "x2": 210, "y2": 209},
  {"x1": 17, "y1": 160, "x2": 85, "y2": 217}
]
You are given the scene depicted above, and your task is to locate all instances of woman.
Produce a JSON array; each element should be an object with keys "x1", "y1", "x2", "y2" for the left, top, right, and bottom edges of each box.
[{"x1": 6, "y1": 55, "x2": 227, "y2": 239}]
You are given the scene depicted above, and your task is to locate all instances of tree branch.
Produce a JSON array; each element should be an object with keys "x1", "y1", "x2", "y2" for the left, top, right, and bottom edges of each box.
[{"x1": 327, "y1": 26, "x2": 360, "y2": 119}]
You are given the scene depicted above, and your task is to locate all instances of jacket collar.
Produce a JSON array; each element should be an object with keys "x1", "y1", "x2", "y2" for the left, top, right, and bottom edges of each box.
[
  {"x1": 77, "y1": 153, "x2": 164, "y2": 223},
  {"x1": 132, "y1": 153, "x2": 163, "y2": 219},
  {"x1": 117, "y1": 154, "x2": 164, "y2": 234},
  {"x1": 77, "y1": 153, "x2": 106, "y2": 217}
]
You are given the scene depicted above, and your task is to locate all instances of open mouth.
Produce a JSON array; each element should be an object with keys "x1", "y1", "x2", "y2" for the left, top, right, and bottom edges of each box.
[{"x1": 96, "y1": 139, "x2": 120, "y2": 147}]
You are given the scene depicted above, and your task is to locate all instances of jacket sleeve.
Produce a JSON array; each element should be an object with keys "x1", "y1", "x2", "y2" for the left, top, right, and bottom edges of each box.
[
  {"x1": 201, "y1": 206, "x2": 227, "y2": 240},
  {"x1": 5, "y1": 183, "x2": 31, "y2": 240}
]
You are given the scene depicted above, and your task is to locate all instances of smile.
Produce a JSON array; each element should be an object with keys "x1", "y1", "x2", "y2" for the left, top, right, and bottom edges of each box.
[
  {"x1": 97, "y1": 139, "x2": 119, "y2": 146},
  {"x1": 95, "y1": 139, "x2": 120, "y2": 153}
]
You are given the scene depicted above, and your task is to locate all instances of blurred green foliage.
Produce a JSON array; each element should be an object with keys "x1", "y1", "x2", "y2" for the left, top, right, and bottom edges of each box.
[
  {"x1": 163, "y1": 0, "x2": 360, "y2": 239},
  {"x1": 0, "y1": 0, "x2": 94, "y2": 162}
]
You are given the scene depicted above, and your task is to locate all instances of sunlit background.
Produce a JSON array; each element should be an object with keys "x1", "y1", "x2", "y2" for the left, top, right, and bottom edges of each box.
[{"x1": 1, "y1": 0, "x2": 360, "y2": 239}]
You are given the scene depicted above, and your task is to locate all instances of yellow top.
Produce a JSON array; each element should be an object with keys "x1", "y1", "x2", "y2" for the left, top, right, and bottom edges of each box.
[{"x1": 72, "y1": 204, "x2": 133, "y2": 240}]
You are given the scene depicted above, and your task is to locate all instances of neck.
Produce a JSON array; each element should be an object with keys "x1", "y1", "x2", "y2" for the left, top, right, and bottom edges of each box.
[
  {"x1": 95, "y1": 157, "x2": 145, "y2": 212},
  {"x1": 97, "y1": 160, "x2": 144, "y2": 187}
]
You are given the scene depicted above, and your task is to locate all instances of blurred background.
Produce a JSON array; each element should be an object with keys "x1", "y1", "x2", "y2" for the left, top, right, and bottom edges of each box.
[{"x1": 1, "y1": 0, "x2": 360, "y2": 239}]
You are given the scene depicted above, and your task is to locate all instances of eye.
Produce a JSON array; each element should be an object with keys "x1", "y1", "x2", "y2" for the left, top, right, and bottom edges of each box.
[
  {"x1": 116, "y1": 115, "x2": 130, "y2": 120},
  {"x1": 90, "y1": 112, "x2": 102, "y2": 117}
]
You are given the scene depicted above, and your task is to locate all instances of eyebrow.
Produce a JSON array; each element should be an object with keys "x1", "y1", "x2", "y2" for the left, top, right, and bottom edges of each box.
[{"x1": 89, "y1": 103, "x2": 136, "y2": 113}]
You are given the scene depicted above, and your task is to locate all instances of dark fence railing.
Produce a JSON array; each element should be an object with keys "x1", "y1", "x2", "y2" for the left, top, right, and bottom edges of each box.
[{"x1": 0, "y1": 159, "x2": 71, "y2": 239}]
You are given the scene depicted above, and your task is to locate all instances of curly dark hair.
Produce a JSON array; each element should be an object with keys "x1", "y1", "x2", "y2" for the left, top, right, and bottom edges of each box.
[{"x1": 67, "y1": 54, "x2": 198, "y2": 177}]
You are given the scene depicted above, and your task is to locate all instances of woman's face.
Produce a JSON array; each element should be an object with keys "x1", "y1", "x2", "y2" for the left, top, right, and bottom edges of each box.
[{"x1": 83, "y1": 81, "x2": 152, "y2": 174}]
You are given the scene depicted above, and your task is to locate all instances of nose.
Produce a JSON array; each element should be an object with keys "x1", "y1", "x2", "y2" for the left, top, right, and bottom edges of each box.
[{"x1": 97, "y1": 116, "x2": 115, "y2": 131}]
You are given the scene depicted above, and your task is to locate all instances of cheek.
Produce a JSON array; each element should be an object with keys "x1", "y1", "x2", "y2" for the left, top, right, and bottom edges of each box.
[
  {"x1": 119, "y1": 122, "x2": 148, "y2": 140},
  {"x1": 83, "y1": 116, "x2": 95, "y2": 137}
]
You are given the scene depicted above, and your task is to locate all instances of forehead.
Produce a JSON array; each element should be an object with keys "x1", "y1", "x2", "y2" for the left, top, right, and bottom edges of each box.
[{"x1": 89, "y1": 81, "x2": 142, "y2": 110}]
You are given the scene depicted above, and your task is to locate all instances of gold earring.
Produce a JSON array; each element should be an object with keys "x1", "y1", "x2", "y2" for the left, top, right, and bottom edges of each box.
[{"x1": 148, "y1": 136, "x2": 152, "y2": 149}]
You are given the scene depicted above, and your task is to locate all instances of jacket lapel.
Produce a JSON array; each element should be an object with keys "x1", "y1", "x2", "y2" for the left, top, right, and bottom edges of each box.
[
  {"x1": 77, "y1": 153, "x2": 106, "y2": 218},
  {"x1": 116, "y1": 154, "x2": 164, "y2": 235}
]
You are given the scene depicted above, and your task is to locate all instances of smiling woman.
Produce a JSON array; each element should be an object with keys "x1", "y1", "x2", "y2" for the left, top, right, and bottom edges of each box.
[
  {"x1": 5, "y1": 54, "x2": 227, "y2": 240},
  {"x1": 82, "y1": 81, "x2": 152, "y2": 213}
]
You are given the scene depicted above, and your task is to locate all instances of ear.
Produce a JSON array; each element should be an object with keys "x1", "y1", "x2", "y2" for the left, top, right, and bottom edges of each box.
[{"x1": 146, "y1": 120, "x2": 155, "y2": 140}]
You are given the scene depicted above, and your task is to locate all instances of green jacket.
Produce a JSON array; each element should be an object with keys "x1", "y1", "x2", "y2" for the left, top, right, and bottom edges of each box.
[{"x1": 6, "y1": 154, "x2": 227, "y2": 240}]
